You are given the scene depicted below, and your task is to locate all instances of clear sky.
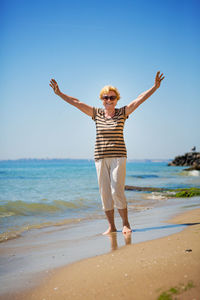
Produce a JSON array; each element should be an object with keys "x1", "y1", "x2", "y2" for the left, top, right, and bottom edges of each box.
[{"x1": 1, "y1": 0, "x2": 200, "y2": 160}]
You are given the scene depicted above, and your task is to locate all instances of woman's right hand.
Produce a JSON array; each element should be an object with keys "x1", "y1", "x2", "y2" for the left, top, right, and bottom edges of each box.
[{"x1": 49, "y1": 79, "x2": 61, "y2": 95}]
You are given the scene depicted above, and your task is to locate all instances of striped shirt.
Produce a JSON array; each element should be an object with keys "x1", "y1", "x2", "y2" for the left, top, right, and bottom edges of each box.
[{"x1": 92, "y1": 106, "x2": 128, "y2": 161}]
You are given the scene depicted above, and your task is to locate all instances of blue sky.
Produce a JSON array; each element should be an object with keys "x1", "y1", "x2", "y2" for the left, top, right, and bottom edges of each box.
[{"x1": 1, "y1": 0, "x2": 200, "y2": 160}]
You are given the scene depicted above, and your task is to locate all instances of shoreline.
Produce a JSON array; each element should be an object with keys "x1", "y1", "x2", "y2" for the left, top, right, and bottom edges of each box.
[{"x1": 1, "y1": 205, "x2": 200, "y2": 299}]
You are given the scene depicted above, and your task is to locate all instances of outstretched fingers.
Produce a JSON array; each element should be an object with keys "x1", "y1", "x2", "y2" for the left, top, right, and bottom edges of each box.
[
  {"x1": 50, "y1": 79, "x2": 56, "y2": 86},
  {"x1": 157, "y1": 71, "x2": 165, "y2": 80},
  {"x1": 155, "y1": 71, "x2": 165, "y2": 88},
  {"x1": 156, "y1": 71, "x2": 160, "y2": 79},
  {"x1": 160, "y1": 73, "x2": 165, "y2": 81},
  {"x1": 49, "y1": 78, "x2": 57, "y2": 90},
  {"x1": 51, "y1": 78, "x2": 57, "y2": 84}
]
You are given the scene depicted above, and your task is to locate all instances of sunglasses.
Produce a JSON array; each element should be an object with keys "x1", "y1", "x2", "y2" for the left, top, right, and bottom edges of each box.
[{"x1": 102, "y1": 95, "x2": 117, "y2": 101}]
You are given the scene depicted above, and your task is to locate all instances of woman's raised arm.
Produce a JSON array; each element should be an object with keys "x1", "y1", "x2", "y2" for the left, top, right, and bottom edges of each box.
[
  {"x1": 49, "y1": 79, "x2": 93, "y2": 117},
  {"x1": 126, "y1": 71, "x2": 165, "y2": 116}
]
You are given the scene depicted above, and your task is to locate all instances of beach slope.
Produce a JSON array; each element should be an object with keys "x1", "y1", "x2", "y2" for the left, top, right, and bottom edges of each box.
[{"x1": 3, "y1": 208, "x2": 200, "y2": 300}]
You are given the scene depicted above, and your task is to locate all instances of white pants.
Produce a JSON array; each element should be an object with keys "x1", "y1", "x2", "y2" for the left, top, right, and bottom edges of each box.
[{"x1": 95, "y1": 157, "x2": 127, "y2": 211}]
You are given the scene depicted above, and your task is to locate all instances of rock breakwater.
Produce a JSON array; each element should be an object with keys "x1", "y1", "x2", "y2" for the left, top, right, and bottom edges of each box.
[{"x1": 168, "y1": 152, "x2": 200, "y2": 170}]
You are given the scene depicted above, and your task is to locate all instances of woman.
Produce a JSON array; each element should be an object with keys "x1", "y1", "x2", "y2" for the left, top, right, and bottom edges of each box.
[{"x1": 49, "y1": 71, "x2": 164, "y2": 235}]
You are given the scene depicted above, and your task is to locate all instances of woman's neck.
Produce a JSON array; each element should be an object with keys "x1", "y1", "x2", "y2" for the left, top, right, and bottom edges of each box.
[{"x1": 104, "y1": 108, "x2": 115, "y2": 118}]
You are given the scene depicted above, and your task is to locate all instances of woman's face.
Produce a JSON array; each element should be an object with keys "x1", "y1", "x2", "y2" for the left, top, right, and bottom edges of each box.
[{"x1": 101, "y1": 91, "x2": 118, "y2": 110}]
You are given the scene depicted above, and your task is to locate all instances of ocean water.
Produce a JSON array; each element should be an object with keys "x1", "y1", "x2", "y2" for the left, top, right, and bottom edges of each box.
[{"x1": 0, "y1": 159, "x2": 200, "y2": 242}]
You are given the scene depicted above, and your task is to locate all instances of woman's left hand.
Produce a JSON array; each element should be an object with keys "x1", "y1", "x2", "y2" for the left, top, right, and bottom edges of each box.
[{"x1": 155, "y1": 71, "x2": 165, "y2": 89}]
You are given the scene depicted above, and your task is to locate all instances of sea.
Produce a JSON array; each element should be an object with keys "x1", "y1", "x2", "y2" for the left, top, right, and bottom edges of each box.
[{"x1": 0, "y1": 158, "x2": 200, "y2": 243}]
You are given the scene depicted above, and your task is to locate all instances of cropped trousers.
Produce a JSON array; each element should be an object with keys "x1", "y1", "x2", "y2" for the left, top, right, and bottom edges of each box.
[{"x1": 95, "y1": 157, "x2": 127, "y2": 211}]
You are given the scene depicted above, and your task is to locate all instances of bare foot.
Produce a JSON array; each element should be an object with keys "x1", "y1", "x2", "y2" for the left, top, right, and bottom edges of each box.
[
  {"x1": 102, "y1": 227, "x2": 117, "y2": 235},
  {"x1": 122, "y1": 225, "x2": 132, "y2": 234}
]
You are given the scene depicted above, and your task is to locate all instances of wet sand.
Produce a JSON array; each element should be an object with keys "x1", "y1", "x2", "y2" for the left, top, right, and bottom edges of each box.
[{"x1": 3, "y1": 207, "x2": 200, "y2": 300}]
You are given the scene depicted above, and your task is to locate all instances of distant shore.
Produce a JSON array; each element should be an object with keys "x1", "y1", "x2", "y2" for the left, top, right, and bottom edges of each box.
[{"x1": 0, "y1": 158, "x2": 172, "y2": 162}]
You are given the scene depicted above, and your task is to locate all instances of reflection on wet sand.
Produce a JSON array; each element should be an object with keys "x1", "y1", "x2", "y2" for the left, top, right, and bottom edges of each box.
[
  {"x1": 105, "y1": 222, "x2": 200, "y2": 251},
  {"x1": 106, "y1": 232, "x2": 132, "y2": 251}
]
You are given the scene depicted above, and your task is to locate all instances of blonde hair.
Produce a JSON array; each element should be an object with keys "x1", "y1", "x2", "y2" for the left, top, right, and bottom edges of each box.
[{"x1": 99, "y1": 85, "x2": 121, "y2": 100}]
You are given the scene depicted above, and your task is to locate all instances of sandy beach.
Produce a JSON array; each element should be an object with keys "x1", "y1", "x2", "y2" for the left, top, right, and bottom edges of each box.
[{"x1": 3, "y1": 207, "x2": 200, "y2": 300}]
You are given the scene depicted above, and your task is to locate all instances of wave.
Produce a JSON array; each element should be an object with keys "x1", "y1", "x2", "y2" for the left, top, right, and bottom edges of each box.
[
  {"x1": 0, "y1": 217, "x2": 84, "y2": 243},
  {"x1": 130, "y1": 174, "x2": 159, "y2": 179},
  {"x1": 0, "y1": 213, "x2": 105, "y2": 243},
  {"x1": 179, "y1": 170, "x2": 200, "y2": 177},
  {"x1": 144, "y1": 192, "x2": 170, "y2": 200},
  {"x1": 0, "y1": 199, "x2": 89, "y2": 217},
  {"x1": 187, "y1": 170, "x2": 200, "y2": 177}
]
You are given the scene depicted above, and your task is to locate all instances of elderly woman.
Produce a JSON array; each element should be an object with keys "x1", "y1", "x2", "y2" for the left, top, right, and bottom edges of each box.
[{"x1": 49, "y1": 71, "x2": 164, "y2": 235}]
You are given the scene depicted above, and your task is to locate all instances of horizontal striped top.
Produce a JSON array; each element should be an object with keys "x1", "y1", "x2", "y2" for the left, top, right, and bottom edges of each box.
[{"x1": 92, "y1": 106, "x2": 129, "y2": 161}]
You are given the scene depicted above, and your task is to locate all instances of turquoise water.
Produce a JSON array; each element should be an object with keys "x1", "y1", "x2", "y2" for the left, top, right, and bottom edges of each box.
[{"x1": 0, "y1": 159, "x2": 199, "y2": 242}]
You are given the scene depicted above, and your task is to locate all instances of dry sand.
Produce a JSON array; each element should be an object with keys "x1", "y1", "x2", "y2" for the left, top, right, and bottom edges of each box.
[{"x1": 3, "y1": 208, "x2": 200, "y2": 300}]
